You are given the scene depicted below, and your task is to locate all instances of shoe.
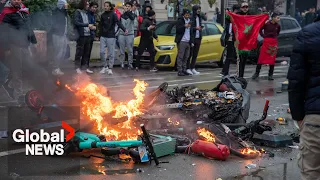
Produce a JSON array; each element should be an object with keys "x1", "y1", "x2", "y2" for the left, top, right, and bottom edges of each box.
[
  {"x1": 107, "y1": 69, "x2": 113, "y2": 75},
  {"x1": 135, "y1": 67, "x2": 139, "y2": 71},
  {"x1": 268, "y1": 75, "x2": 274, "y2": 81},
  {"x1": 76, "y1": 68, "x2": 82, "y2": 74},
  {"x1": 183, "y1": 71, "x2": 192, "y2": 76},
  {"x1": 192, "y1": 69, "x2": 200, "y2": 75},
  {"x1": 150, "y1": 67, "x2": 158, "y2": 72},
  {"x1": 100, "y1": 67, "x2": 108, "y2": 74},
  {"x1": 121, "y1": 63, "x2": 125, "y2": 69},
  {"x1": 86, "y1": 69, "x2": 94, "y2": 74},
  {"x1": 186, "y1": 69, "x2": 193, "y2": 75},
  {"x1": 2, "y1": 84, "x2": 14, "y2": 99},
  {"x1": 178, "y1": 72, "x2": 186, "y2": 76},
  {"x1": 128, "y1": 64, "x2": 134, "y2": 70},
  {"x1": 252, "y1": 72, "x2": 259, "y2": 80},
  {"x1": 219, "y1": 73, "x2": 225, "y2": 77},
  {"x1": 52, "y1": 68, "x2": 64, "y2": 76}
]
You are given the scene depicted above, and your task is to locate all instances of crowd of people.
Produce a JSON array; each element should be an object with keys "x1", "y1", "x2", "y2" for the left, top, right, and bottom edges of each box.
[{"x1": 295, "y1": 7, "x2": 320, "y2": 27}]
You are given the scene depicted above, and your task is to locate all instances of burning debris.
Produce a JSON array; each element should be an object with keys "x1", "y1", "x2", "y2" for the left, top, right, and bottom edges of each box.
[
  {"x1": 19, "y1": 75, "x2": 291, "y2": 167},
  {"x1": 56, "y1": 79, "x2": 148, "y2": 140}
]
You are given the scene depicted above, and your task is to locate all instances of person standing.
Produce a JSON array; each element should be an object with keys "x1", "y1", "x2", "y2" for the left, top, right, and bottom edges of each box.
[
  {"x1": 87, "y1": 2, "x2": 98, "y2": 63},
  {"x1": 74, "y1": 0, "x2": 95, "y2": 74},
  {"x1": 304, "y1": 7, "x2": 316, "y2": 26},
  {"x1": 175, "y1": 9, "x2": 194, "y2": 76},
  {"x1": 188, "y1": 5, "x2": 207, "y2": 75},
  {"x1": 287, "y1": 15, "x2": 320, "y2": 180},
  {"x1": 135, "y1": 10, "x2": 158, "y2": 72},
  {"x1": 220, "y1": 4, "x2": 240, "y2": 76},
  {"x1": 99, "y1": 1, "x2": 127, "y2": 75},
  {"x1": 236, "y1": 2, "x2": 251, "y2": 78},
  {"x1": 131, "y1": 3, "x2": 139, "y2": 37},
  {"x1": 252, "y1": 13, "x2": 280, "y2": 81},
  {"x1": 0, "y1": 0, "x2": 37, "y2": 102},
  {"x1": 118, "y1": 2, "x2": 135, "y2": 70},
  {"x1": 50, "y1": 0, "x2": 69, "y2": 76}
]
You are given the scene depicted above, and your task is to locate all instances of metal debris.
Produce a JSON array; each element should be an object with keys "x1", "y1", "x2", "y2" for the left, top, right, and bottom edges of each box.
[{"x1": 245, "y1": 164, "x2": 257, "y2": 169}]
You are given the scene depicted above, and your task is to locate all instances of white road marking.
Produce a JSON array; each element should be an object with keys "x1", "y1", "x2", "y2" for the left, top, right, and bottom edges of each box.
[{"x1": 0, "y1": 148, "x2": 25, "y2": 157}]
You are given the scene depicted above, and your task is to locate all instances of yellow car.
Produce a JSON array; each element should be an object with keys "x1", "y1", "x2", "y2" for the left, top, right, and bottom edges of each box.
[{"x1": 133, "y1": 20, "x2": 225, "y2": 68}]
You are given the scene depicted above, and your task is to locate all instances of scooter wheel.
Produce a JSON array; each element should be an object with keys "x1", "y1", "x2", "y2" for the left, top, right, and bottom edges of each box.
[{"x1": 25, "y1": 90, "x2": 44, "y2": 111}]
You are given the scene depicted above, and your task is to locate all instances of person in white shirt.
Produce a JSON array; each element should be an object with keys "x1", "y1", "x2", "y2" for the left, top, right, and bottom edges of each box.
[{"x1": 175, "y1": 9, "x2": 194, "y2": 76}]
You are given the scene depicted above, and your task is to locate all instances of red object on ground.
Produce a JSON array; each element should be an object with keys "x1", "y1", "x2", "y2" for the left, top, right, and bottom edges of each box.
[
  {"x1": 257, "y1": 38, "x2": 278, "y2": 65},
  {"x1": 226, "y1": 12, "x2": 269, "y2": 52},
  {"x1": 191, "y1": 140, "x2": 230, "y2": 161},
  {"x1": 219, "y1": 83, "x2": 229, "y2": 92}
]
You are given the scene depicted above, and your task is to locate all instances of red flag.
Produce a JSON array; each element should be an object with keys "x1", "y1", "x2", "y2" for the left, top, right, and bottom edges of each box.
[{"x1": 226, "y1": 12, "x2": 269, "y2": 52}]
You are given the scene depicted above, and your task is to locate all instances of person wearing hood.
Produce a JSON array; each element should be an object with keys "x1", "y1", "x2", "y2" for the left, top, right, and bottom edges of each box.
[
  {"x1": 287, "y1": 13, "x2": 320, "y2": 180},
  {"x1": 74, "y1": 0, "x2": 95, "y2": 74},
  {"x1": 50, "y1": 0, "x2": 69, "y2": 76},
  {"x1": 118, "y1": 2, "x2": 136, "y2": 70},
  {"x1": 175, "y1": 9, "x2": 194, "y2": 76},
  {"x1": 99, "y1": 1, "x2": 127, "y2": 75},
  {"x1": 135, "y1": 10, "x2": 158, "y2": 72},
  {"x1": 187, "y1": 5, "x2": 207, "y2": 75}
]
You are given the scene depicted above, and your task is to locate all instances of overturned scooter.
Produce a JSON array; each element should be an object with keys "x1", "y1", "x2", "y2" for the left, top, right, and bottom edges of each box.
[{"x1": 62, "y1": 124, "x2": 160, "y2": 165}]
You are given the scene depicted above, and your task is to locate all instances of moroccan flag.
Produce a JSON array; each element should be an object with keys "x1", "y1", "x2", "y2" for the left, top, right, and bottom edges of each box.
[{"x1": 226, "y1": 12, "x2": 269, "y2": 53}]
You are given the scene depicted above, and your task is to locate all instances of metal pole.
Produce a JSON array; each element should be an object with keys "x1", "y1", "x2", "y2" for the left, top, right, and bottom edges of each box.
[{"x1": 221, "y1": 0, "x2": 225, "y2": 26}]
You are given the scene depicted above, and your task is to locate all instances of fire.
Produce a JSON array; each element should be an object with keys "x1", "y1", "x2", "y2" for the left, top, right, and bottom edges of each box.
[
  {"x1": 58, "y1": 79, "x2": 147, "y2": 140},
  {"x1": 168, "y1": 118, "x2": 180, "y2": 126},
  {"x1": 197, "y1": 128, "x2": 215, "y2": 143},
  {"x1": 240, "y1": 148, "x2": 261, "y2": 155}
]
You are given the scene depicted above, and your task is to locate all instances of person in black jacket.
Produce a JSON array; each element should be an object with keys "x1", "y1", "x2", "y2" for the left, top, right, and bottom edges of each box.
[
  {"x1": 74, "y1": 0, "x2": 95, "y2": 74},
  {"x1": 287, "y1": 17, "x2": 320, "y2": 180},
  {"x1": 135, "y1": 10, "x2": 158, "y2": 72},
  {"x1": 188, "y1": 5, "x2": 207, "y2": 75},
  {"x1": 175, "y1": 9, "x2": 194, "y2": 76},
  {"x1": 50, "y1": 0, "x2": 69, "y2": 76},
  {"x1": 99, "y1": 1, "x2": 127, "y2": 75},
  {"x1": 220, "y1": 4, "x2": 239, "y2": 76},
  {"x1": 236, "y1": 2, "x2": 251, "y2": 77}
]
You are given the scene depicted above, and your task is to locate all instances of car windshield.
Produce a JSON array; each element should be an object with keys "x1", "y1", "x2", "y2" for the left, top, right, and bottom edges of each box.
[{"x1": 155, "y1": 21, "x2": 176, "y2": 36}]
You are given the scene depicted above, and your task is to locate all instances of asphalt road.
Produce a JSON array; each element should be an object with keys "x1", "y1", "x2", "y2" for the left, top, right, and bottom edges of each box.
[{"x1": 0, "y1": 60, "x2": 301, "y2": 180}]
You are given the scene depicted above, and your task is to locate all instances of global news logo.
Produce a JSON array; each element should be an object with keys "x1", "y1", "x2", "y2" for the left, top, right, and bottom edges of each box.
[{"x1": 12, "y1": 121, "x2": 75, "y2": 156}]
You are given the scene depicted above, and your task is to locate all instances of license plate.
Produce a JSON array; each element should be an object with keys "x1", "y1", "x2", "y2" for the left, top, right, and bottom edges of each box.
[
  {"x1": 134, "y1": 51, "x2": 150, "y2": 56},
  {"x1": 138, "y1": 146, "x2": 149, "y2": 162}
]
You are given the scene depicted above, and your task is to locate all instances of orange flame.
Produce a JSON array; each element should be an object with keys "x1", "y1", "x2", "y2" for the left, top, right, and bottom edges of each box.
[
  {"x1": 168, "y1": 118, "x2": 180, "y2": 126},
  {"x1": 63, "y1": 79, "x2": 147, "y2": 140},
  {"x1": 240, "y1": 148, "x2": 261, "y2": 155},
  {"x1": 197, "y1": 128, "x2": 216, "y2": 143}
]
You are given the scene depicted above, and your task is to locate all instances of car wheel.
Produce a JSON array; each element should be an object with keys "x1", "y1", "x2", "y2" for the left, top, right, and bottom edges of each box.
[{"x1": 218, "y1": 48, "x2": 227, "y2": 68}]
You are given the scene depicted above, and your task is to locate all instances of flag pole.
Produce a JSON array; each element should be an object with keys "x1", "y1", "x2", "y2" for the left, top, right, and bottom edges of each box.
[{"x1": 235, "y1": 42, "x2": 240, "y2": 77}]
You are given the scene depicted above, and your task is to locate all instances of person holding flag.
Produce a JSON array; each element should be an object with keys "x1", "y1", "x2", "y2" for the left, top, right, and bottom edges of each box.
[
  {"x1": 226, "y1": 3, "x2": 269, "y2": 77},
  {"x1": 252, "y1": 13, "x2": 281, "y2": 80}
]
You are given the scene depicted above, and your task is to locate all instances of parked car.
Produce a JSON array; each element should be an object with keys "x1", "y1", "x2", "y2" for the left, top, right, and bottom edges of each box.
[
  {"x1": 132, "y1": 20, "x2": 225, "y2": 68},
  {"x1": 220, "y1": 15, "x2": 301, "y2": 64}
]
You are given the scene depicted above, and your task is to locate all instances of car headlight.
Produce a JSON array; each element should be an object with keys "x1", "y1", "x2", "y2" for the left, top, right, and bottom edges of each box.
[{"x1": 156, "y1": 45, "x2": 175, "y2": 50}]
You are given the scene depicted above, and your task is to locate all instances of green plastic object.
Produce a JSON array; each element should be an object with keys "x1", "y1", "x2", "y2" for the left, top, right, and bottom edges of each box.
[
  {"x1": 150, "y1": 134, "x2": 176, "y2": 158},
  {"x1": 74, "y1": 132, "x2": 143, "y2": 149}
]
